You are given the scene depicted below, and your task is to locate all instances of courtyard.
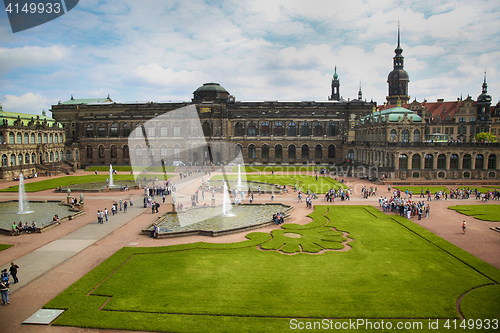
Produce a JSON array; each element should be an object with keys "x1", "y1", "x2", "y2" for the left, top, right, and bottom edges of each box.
[{"x1": 0, "y1": 167, "x2": 499, "y2": 332}]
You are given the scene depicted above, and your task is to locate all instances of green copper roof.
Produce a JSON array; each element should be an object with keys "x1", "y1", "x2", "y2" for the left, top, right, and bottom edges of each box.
[
  {"x1": 361, "y1": 99, "x2": 422, "y2": 123},
  {"x1": 194, "y1": 83, "x2": 228, "y2": 93},
  {"x1": 0, "y1": 108, "x2": 62, "y2": 127},
  {"x1": 60, "y1": 96, "x2": 112, "y2": 105}
]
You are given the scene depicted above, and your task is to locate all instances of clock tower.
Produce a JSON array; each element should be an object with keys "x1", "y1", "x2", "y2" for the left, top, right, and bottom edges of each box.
[{"x1": 387, "y1": 23, "x2": 410, "y2": 105}]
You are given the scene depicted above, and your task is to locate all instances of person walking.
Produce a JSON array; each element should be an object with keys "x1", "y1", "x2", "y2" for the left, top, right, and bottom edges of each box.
[
  {"x1": 462, "y1": 220, "x2": 466, "y2": 234},
  {"x1": 0, "y1": 278, "x2": 9, "y2": 305},
  {"x1": 124, "y1": 200, "x2": 128, "y2": 212},
  {"x1": 9, "y1": 263, "x2": 19, "y2": 284},
  {"x1": 104, "y1": 208, "x2": 108, "y2": 222}
]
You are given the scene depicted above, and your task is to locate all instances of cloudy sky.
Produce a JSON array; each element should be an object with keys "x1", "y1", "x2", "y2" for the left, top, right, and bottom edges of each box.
[{"x1": 0, "y1": 0, "x2": 499, "y2": 115}]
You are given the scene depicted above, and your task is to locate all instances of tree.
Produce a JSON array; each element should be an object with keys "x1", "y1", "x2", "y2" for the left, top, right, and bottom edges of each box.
[{"x1": 475, "y1": 132, "x2": 498, "y2": 143}]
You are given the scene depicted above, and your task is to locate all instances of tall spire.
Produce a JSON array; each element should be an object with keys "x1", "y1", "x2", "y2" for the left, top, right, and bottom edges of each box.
[
  {"x1": 329, "y1": 66, "x2": 340, "y2": 101},
  {"x1": 358, "y1": 81, "x2": 363, "y2": 100},
  {"x1": 482, "y1": 70, "x2": 488, "y2": 94}
]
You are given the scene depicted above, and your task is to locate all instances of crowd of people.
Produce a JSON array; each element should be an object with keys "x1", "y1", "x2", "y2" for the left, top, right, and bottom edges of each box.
[
  {"x1": 11, "y1": 221, "x2": 37, "y2": 235},
  {"x1": 0, "y1": 262, "x2": 19, "y2": 305}
]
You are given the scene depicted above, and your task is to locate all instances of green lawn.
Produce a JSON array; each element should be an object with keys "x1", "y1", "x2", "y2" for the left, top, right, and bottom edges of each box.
[
  {"x1": 0, "y1": 175, "x2": 137, "y2": 192},
  {"x1": 0, "y1": 244, "x2": 12, "y2": 252},
  {"x1": 448, "y1": 205, "x2": 500, "y2": 222},
  {"x1": 211, "y1": 174, "x2": 348, "y2": 194},
  {"x1": 393, "y1": 185, "x2": 448, "y2": 193},
  {"x1": 85, "y1": 166, "x2": 177, "y2": 173},
  {"x1": 44, "y1": 205, "x2": 500, "y2": 332},
  {"x1": 231, "y1": 165, "x2": 326, "y2": 173}
]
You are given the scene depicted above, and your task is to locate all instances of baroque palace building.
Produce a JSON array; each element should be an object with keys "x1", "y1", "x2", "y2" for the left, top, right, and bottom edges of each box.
[
  {"x1": 48, "y1": 26, "x2": 500, "y2": 180},
  {"x1": 0, "y1": 106, "x2": 66, "y2": 180}
]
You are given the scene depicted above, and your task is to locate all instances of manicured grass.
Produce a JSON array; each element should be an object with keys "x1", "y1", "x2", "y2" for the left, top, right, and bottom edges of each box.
[
  {"x1": 448, "y1": 205, "x2": 500, "y2": 222},
  {"x1": 231, "y1": 165, "x2": 325, "y2": 173},
  {"x1": 0, "y1": 244, "x2": 12, "y2": 252},
  {"x1": 0, "y1": 175, "x2": 137, "y2": 192},
  {"x1": 394, "y1": 185, "x2": 448, "y2": 193},
  {"x1": 460, "y1": 284, "x2": 500, "y2": 319},
  {"x1": 212, "y1": 174, "x2": 348, "y2": 193},
  {"x1": 85, "y1": 166, "x2": 177, "y2": 173},
  {"x1": 44, "y1": 205, "x2": 500, "y2": 332}
]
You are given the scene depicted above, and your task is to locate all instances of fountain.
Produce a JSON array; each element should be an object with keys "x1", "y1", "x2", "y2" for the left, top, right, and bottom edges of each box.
[
  {"x1": 109, "y1": 164, "x2": 114, "y2": 187},
  {"x1": 18, "y1": 173, "x2": 33, "y2": 214},
  {"x1": 222, "y1": 181, "x2": 234, "y2": 217},
  {"x1": 236, "y1": 164, "x2": 243, "y2": 191}
]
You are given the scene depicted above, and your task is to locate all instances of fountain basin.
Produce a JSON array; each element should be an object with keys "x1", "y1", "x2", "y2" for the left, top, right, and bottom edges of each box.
[
  {"x1": 208, "y1": 180, "x2": 285, "y2": 194},
  {"x1": 0, "y1": 200, "x2": 84, "y2": 235},
  {"x1": 143, "y1": 203, "x2": 292, "y2": 238},
  {"x1": 58, "y1": 180, "x2": 138, "y2": 192}
]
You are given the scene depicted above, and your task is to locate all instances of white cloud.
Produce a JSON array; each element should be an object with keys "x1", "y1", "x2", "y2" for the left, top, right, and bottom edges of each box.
[
  {"x1": 0, "y1": 92, "x2": 53, "y2": 114},
  {"x1": 131, "y1": 63, "x2": 209, "y2": 87},
  {"x1": 0, "y1": 45, "x2": 71, "y2": 72}
]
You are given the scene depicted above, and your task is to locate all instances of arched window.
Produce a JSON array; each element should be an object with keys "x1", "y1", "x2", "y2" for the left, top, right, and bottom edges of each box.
[
  {"x1": 413, "y1": 129, "x2": 420, "y2": 142},
  {"x1": 160, "y1": 124, "x2": 168, "y2": 137},
  {"x1": 288, "y1": 144, "x2": 296, "y2": 159},
  {"x1": 66, "y1": 150, "x2": 72, "y2": 160},
  {"x1": 247, "y1": 123, "x2": 256, "y2": 136},
  {"x1": 348, "y1": 149, "x2": 354, "y2": 160},
  {"x1": 412, "y1": 154, "x2": 421, "y2": 169},
  {"x1": 43, "y1": 134, "x2": 48, "y2": 143},
  {"x1": 122, "y1": 123, "x2": 131, "y2": 137},
  {"x1": 314, "y1": 123, "x2": 323, "y2": 137},
  {"x1": 44, "y1": 152, "x2": 48, "y2": 163},
  {"x1": 424, "y1": 154, "x2": 433, "y2": 169},
  {"x1": 488, "y1": 154, "x2": 497, "y2": 170},
  {"x1": 202, "y1": 122, "x2": 211, "y2": 136},
  {"x1": 86, "y1": 124, "x2": 94, "y2": 137},
  {"x1": 30, "y1": 133, "x2": 35, "y2": 143},
  {"x1": 87, "y1": 146, "x2": 93, "y2": 159},
  {"x1": 463, "y1": 154, "x2": 471, "y2": 169},
  {"x1": 38, "y1": 133, "x2": 42, "y2": 143},
  {"x1": 9, "y1": 132, "x2": 15, "y2": 143},
  {"x1": 288, "y1": 122, "x2": 296, "y2": 136},
  {"x1": 475, "y1": 154, "x2": 484, "y2": 169},
  {"x1": 399, "y1": 154, "x2": 408, "y2": 170},
  {"x1": 54, "y1": 133, "x2": 58, "y2": 143},
  {"x1": 123, "y1": 145, "x2": 129, "y2": 159},
  {"x1": 99, "y1": 145, "x2": 105, "y2": 158},
  {"x1": 25, "y1": 153, "x2": 30, "y2": 164},
  {"x1": 235, "y1": 144, "x2": 242, "y2": 158},
  {"x1": 234, "y1": 123, "x2": 244, "y2": 136},
  {"x1": 0, "y1": 132, "x2": 3, "y2": 143},
  {"x1": 328, "y1": 145, "x2": 336, "y2": 158},
  {"x1": 275, "y1": 144, "x2": 283, "y2": 159},
  {"x1": 1, "y1": 154, "x2": 7, "y2": 166},
  {"x1": 315, "y1": 144, "x2": 322, "y2": 158},
  {"x1": 55, "y1": 151, "x2": 59, "y2": 162},
  {"x1": 98, "y1": 124, "x2": 107, "y2": 138},
  {"x1": 11, "y1": 154, "x2": 16, "y2": 166},
  {"x1": 31, "y1": 153, "x2": 36, "y2": 164},
  {"x1": 24, "y1": 132, "x2": 29, "y2": 143},
  {"x1": 160, "y1": 145, "x2": 168, "y2": 157},
  {"x1": 390, "y1": 129, "x2": 397, "y2": 142},
  {"x1": 75, "y1": 150, "x2": 79, "y2": 160},
  {"x1": 301, "y1": 123, "x2": 309, "y2": 136},
  {"x1": 450, "y1": 154, "x2": 459, "y2": 169},
  {"x1": 110, "y1": 145, "x2": 117, "y2": 158},
  {"x1": 274, "y1": 122, "x2": 283, "y2": 136},
  {"x1": 327, "y1": 123, "x2": 336, "y2": 136},
  {"x1": 135, "y1": 145, "x2": 142, "y2": 159},
  {"x1": 437, "y1": 154, "x2": 446, "y2": 169},
  {"x1": 301, "y1": 144, "x2": 309, "y2": 159},
  {"x1": 262, "y1": 144, "x2": 269, "y2": 158},
  {"x1": 18, "y1": 153, "x2": 23, "y2": 165},
  {"x1": 147, "y1": 125, "x2": 156, "y2": 138},
  {"x1": 173, "y1": 125, "x2": 181, "y2": 137},
  {"x1": 248, "y1": 144, "x2": 256, "y2": 159},
  {"x1": 49, "y1": 133, "x2": 53, "y2": 143},
  {"x1": 401, "y1": 129, "x2": 409, "y2": 142},
  {"x1": 110, "y1": 124, "x2": 118, "y2": 137},
  {"x1": 147, "y1": 145, "x2": 155, "y2": 158},
  {"x1": 17, "y1": 132, "x2": 22, "y2": 143},
  {"x1": 261, "y1": 122, "x2": 270, "y2": 136}
]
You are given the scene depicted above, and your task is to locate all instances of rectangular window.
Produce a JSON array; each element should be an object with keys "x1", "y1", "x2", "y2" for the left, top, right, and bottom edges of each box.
[
  {"x1": 469, "y1": 117, "x2": 476, "y2": 122},
  {"x1": 173, "y1": 148, "x2": 180, "y2": 158},
  {"x1": 459, "y1": 117, "x2": 466, "y2": 123},
  {"x1": 160, "y1": 127, "x2": 168, "y2": 137}
]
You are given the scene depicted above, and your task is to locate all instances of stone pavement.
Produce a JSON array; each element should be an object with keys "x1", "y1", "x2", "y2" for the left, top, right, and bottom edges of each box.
[{"x1": 0, "y1": 171, "x2": 499, "y2": 333}]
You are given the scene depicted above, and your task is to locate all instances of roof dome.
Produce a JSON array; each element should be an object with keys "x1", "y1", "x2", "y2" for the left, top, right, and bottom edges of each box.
[
  {"x1": 194, "y1": 83, "x2": 228, "y2": 94},
  {"x1": 388, "y1": 68, "x2": 409, "y2": 82}
]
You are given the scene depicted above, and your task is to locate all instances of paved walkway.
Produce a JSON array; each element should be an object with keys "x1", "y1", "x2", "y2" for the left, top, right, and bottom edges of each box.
[{"x1": 0, "y1": 171, "x2": 499, "y2": 333}]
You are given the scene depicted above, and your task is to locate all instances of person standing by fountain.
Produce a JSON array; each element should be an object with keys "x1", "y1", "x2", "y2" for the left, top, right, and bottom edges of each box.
[
  {"x1": 0, "y1": 276, "x2": 9, "y2": 305},
  {"x1": 9, "y1": 263, "x2": 19, "y2": 284}
]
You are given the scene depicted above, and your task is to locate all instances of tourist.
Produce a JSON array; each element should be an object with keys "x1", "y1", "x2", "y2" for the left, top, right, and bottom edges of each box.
[
  {"x1": 53, "y1": 214, "x2": 61, "y2": 224},
  {"x1": 9, "y1": 263, "x2": 19, "y2": 284},
  {"x1": 104, "y1": 208, "x2": 108, "y2": 222},
  {"x1": 462, "y1": 220, "x2": 466, "y2": 234},
  {"x1": 124, "y1": 200, "x2": 128, "y2": 212},
  {"x1": 17, "y1": 221, "x2": 23, "y2": 233},
  {"x1": 119, "y1": 199, "x2": 123, "y2": 211},
  {"x1": 97, "y1": 210, "x2": 102, "y2": 224},
  {"x1": 0, "y1": 278, "x2": 9, "y2": 305},
  {"x1": 155, "y1": 202, "x2": 160, "y2": 213},
  {"x1": 152, "y1": 202, "x2": 156, "y2": 214},
  {"x1": 1, "y1": 269, "x2": 9, "y2": 283},
  {"x1": 111, "y1": 204, "x2": 116, "y2": 216},
  {"x1": 31, "y1": 221, "x2": 37, "y2": 232},
  {"x1": 11, "y1": 222, "x2": 19, "y2": 236}
]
